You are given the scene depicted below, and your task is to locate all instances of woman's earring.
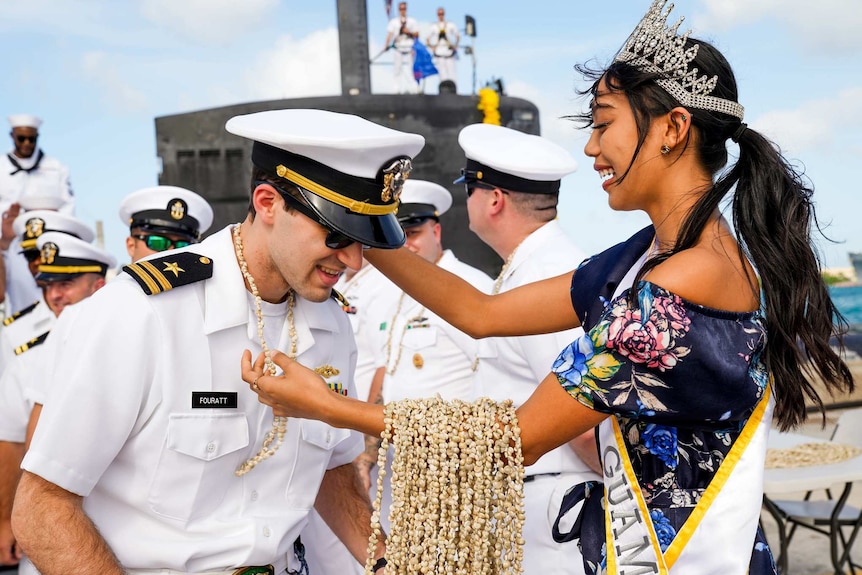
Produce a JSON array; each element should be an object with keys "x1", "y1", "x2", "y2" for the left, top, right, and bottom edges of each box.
[
  {"x1": 661, "y1": 144, "x2": 671, "y2": 155},
  {"x1": 681, "y1": 114, "x2": 687, "y2": 121}
]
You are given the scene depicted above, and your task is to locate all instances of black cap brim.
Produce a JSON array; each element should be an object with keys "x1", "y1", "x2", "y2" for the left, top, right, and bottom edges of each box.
[{"x1": 297, "y1": 188, "x2": 405, "y2": 249}]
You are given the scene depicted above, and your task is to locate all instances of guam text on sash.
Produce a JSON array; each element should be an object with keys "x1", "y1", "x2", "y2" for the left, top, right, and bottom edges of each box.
[{"x1": 599, "y1": 385, "x2": 773, "y2": 575}]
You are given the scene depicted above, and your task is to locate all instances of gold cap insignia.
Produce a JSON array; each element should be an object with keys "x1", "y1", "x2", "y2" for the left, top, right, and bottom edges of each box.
[
  {"x1": 41, "y1": 241, "x2": 58, "y2": 265},
  {"x1": 170, "y1": 199, "x2": 185, "y2": 220},
  {"x1": 381, "y1": 158, "x2": 412, "y2": 203},
  {"x1": 25, "y1": 217, "x2": 45, "y2": 239}
]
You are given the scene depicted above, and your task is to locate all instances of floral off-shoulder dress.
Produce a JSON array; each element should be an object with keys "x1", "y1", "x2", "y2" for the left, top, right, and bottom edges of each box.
[{"x1": 552, "y1": 279, "x2": 777, "y2": 574}]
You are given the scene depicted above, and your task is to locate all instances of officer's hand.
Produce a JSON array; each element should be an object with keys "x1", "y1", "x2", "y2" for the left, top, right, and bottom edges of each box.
[
  {"x1": 0, "y1": 202, "x2": 21, "y2": 251},
  {"x1": 241, "y1": 350, "x2": 332, "y2": 420}
]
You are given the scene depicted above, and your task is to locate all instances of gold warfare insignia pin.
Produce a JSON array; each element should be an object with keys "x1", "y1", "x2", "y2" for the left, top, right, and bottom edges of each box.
[
  {"x1": 163, "y1": 262, "x2": 184, "y2": 277},
  {"x1": 25, "y1": 217, "x2": 45, "y2": 239},
  {"x1": 41, "y1": 241, "x2": 58, "y2": 265},
  {"x1": 381, "y1": 158, "x2": 412, "y2": 203},
  {"x1": 170, "y1": 199, "x2": 185, "y2": 220},
  {"x1": 314, "y1": 365, "x2": 341, "y2": 379}
]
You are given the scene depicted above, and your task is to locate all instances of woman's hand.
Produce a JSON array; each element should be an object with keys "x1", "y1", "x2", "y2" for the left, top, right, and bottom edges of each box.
[{"x1": 241, "y1": 350, "x2": 333, "y2": 420}]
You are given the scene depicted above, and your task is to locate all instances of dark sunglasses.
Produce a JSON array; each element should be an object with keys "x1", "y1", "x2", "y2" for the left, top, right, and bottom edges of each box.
[
  {"x1": 15, "y1": 135, "x2": 37, "y2": 144},
  {"x1": 134, "y1": 234, "x2": 193, "y2": 252},
  {"x1": 465, "y1": 182, "x2": 497, "y2": 197},
  {"x1": 255, "y1": 181, "x2": 356, "y2": 250}
]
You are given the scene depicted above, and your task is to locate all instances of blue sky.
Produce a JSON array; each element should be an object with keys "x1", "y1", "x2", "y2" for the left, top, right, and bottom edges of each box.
[{"x1": 1, "y1": 0, "x2": 860, "y2": 269}]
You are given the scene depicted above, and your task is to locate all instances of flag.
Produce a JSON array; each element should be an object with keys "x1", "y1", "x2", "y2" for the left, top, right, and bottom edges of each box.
[
  {"x1": 412, "y1": 39, "x2": 438, "y2": 83},
  {"x1": 385, "y1": 0, "x2": 392, "y2": 18}
]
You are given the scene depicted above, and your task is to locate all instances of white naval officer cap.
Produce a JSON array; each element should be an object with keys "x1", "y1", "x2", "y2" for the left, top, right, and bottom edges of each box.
[
  {"x1": 397, "y1": 179, "x2": 453, "y2": 228},
  {"x1": 13, "y1": 210, "x2": 95, "y2": 252},
  {"x1": 119, "y1": 185, "x2": 214, "y2": 241},
  {"x1": 8, "y1": 114, "x2": 42, "y2": 129},
  {"x1": 454, "y1": 123, "x2": 578, "y2": 194},
  {"x1": 35, "y1": 232, "x2": 116, "y2": 283},
  {"x1": 225, "y1": 109, "x2": 426, "y2": 249}
]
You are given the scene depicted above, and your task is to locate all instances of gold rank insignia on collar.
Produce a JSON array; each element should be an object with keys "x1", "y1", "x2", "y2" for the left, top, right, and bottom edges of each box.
[
  {"x1": 15, "y1": 331, "x2": 50, "y2": 355},
  {"x1": 123, "y1": 251, "x2": 213, "y2": 295},
  {"x1": 329, "y1": 288, "x2": 351, "y2": 311},
  {"x1": 3, "y1": 300, "x2": 40, "y2": 326}
]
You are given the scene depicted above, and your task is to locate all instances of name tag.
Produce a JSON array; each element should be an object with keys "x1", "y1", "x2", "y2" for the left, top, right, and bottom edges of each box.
[{"x1": 191, "y1": 391, "x2": 238, "y2": 408}]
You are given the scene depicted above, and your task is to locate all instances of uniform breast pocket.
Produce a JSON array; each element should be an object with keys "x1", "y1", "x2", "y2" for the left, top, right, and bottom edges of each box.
[
  {"x1": 285, "y1": 419, "x2": 351, "y2": 509},
  {"x1": 148, "y1": 413, "x2": 249, "y2": 523},
  {"x1": 401, "y1": 325, "x2": 437, "y2": 351}
]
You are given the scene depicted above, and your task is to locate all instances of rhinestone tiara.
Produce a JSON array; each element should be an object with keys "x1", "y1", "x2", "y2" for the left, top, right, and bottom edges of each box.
[{"x1": 614, "y1": 0, "x2": 744, "y2": 120}]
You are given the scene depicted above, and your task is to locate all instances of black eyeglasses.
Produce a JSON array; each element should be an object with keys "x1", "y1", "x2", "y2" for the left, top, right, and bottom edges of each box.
[
  {"x1": 134, "y1": 234, "x2": 193, "y2": 252},
  {"x1": 15, "y1": 135, "x2": 37, "y2": 144},
  {"x1": 255, "y1": 181, "x2": 356, "y2": 250}
]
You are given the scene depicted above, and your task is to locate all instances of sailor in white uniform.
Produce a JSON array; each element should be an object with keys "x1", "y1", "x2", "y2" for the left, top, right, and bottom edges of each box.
[
  {"x1": 0, "y1": 210, "x2": 94, "y2": 377},
  {"x1": 455, "y1": 123, "x2": 601, "y2": 574},
  {"x1": 0, "y1": 115, "x2": 74, "y2": 217},
  {"x1": 0, "y1": 232, "x2": 114, "y2": 573},
  {"x1": 13, "y1": 109, "x2": 423, "y2": 575},
  {"x1": 426, "y1": 7, "x2": 460, "y2": 84},
  {"x1": 364, "y1": 179, "x2": 492, "y2": 532}
]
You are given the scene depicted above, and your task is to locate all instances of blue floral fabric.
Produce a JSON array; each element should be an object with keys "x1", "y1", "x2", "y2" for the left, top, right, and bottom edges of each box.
[{"x1": 553, "y1": 280, "x2": 776, "y2": 573}]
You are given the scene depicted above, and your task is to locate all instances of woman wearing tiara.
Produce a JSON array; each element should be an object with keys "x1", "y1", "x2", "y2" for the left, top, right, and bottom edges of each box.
[{"x1": 242, "y1": 1, "x2": 853, "y2": 572}]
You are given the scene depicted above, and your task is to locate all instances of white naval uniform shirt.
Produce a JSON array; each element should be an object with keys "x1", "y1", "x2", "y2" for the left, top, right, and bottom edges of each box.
[
  {"x1": 22, "y1": 226, "x2": 362, "y2": 573},
  {"x1": 333, "y1": 265, "x2": 399, "y2": 402},
  {"x1": 0, "y1": 150, "x2": 74, "y2": 215},
  {"x1": 369, "y1": 249, "x2": 492, "y2": 403},
  {"x1": 3, "y1": 237, "x2": 44, "y2": 316},
  {"x1": 428, "y1": 21, "x2": 459, "y2": 57},
  {"x1": 0, "y1": 297, "x2": 54, "y2": 377},
  {"x1": 0, "y1": 339, "x2": 49, "y2": 442},
  {"x1": 473, "y1": 219, "x2": 594, "y2": 477},
  {"x1": 386, "y1": 15, "x2": 419, "y2": 53}
]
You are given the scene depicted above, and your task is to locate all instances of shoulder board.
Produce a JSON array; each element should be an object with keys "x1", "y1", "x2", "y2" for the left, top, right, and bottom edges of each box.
[
  {"x1": 15, "y1": 331, "x2": 50, "y2": 356},
  {"x1": 3, "y1": 300, "x2": 40, "y2": 326},
  {"x1": 123, "y1": 252, "x2": 214, "y2": 295},
  {"x1": 329, "y1": 288, "x2": 352, "y2": 312}
]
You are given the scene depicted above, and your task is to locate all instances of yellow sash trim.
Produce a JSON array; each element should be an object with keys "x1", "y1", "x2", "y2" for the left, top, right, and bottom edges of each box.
[
  {"x1": 277, "y1": 165, "x2": 398, "y2": 216},
  {"x1": 38, "y1": 264, "x2": 103, "y2": 274},
  {"x1": 663, "y1": 381, "x2": 773, "y2": 568},
  {"x1": 606, "y1": 416, "x2": 670, "y2": 575}
]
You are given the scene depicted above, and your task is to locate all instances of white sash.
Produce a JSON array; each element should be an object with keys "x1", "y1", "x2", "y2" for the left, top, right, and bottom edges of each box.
[{"x1": 599, "y1": 385, "x2": 773, "y2": 575}]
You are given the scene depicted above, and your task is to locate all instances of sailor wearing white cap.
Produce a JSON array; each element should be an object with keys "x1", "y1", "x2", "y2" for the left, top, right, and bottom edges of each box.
[
  {"x1": 119, "y1": 185, "x2": 214, "y2": 262},
  {"x1": 357, "y1": 178, "x2": 492, "y2": 534},
  {"x1": 0, "y1": 115, "x2": 74, "y2": 217},
  {"x1": 2, "y1": 194, "x2": 90, "y2": 312},
  {"x1": 13, "y1": 109, "x2": 423, "y2": 575},
  {"x1": 0, "y1": 212, "x2": 95, "y2": 375},
  {"x1": 455, "y1": 123, "x2": 600, "y2": 575},
  {"x1": 0, "y1": 232, "x2": 112, "y2": 574}
]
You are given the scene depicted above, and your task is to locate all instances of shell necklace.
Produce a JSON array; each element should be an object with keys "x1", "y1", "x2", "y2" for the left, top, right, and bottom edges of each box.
[
  {"x1": 471, "y1": 242, "x2": 520, "y2": 371},
  {"x1": 233, "y1": 224, "x2": 298, "y2": 476}
]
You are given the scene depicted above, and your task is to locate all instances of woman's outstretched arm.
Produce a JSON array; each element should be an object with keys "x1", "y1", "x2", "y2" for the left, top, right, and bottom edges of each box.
[
  {"x1": 242, "y1": 351, "x2": 607, "y2": 467},
  {"x1": 365, "y1": 246, "x2": 579, "y2": 338}
]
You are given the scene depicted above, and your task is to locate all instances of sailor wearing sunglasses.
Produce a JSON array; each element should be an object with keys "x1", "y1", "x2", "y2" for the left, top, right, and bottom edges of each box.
[
  {"x1": 13, "y1": 109, "x2": 423, "y2": 575},
  {"x1": 0, "y1": 115, "x2": 74, "y2": 217},
  {"x1": 118, "y1": 185, "x2": 214, "y2": 262}
]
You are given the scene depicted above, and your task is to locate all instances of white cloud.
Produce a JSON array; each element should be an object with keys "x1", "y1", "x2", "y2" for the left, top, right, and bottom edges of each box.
[
  {"x1": 752, "y1": 87, "x2": 862, "y2": 155},
  {"x1": 697, "y1": 0, "x2": 862, "y2": 52},
  {"x1": 139, "y1": 0, "x2": 279, "y2": 45},
  {"x1": 80, "y1": 51, "x2": 149, "y2": 112},
  {"x1": 243, "y1": 29, "x2": 342, "y2": 100}
]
